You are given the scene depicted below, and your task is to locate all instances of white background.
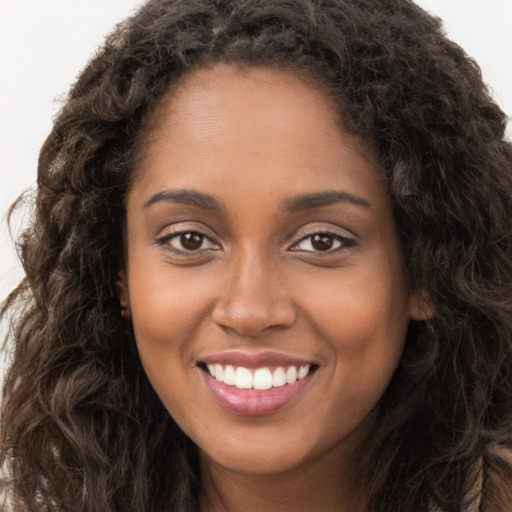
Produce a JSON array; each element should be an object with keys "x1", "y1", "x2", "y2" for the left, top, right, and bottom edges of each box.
[{"x1": 1, "y1": 1, "x2": 511, "y2": 370}]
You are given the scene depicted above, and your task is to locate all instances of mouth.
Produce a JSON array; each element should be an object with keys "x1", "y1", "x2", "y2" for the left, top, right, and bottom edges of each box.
[
  {"x1": 197, "y1": 354, "x2": 318, "y2": 416},
  {"x1": 198, "y1": 362, "x2": 316, "y2": 390}
]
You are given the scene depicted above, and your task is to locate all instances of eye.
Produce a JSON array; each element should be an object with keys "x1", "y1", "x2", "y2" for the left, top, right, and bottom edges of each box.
[
  {"x1": 158, "y1": 231, "x2": 219, "y2": 253},
  {"x1": 291, "y1": 232, "x2": 354, "y2": 253}
]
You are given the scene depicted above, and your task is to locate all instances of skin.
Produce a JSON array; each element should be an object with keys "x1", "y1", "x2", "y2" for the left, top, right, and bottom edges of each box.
[{"x1": 119, "y1": 64, "x2": 431, "y2": 511}]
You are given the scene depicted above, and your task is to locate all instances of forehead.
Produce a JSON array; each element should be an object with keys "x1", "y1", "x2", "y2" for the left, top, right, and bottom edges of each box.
[
  {"x1": 155, "y1": 63, "x2": 340, "y2": 129},
  {"x1": 128, "y1": 64, "x2": 384, "y2": 207}
]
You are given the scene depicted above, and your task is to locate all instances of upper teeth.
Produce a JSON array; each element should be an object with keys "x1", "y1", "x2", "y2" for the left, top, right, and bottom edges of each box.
[{"x1": 206, "y1": 364, "x2": 312, "y2": 390}]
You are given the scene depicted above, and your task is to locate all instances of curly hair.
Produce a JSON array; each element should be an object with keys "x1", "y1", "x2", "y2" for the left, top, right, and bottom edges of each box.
[{"x1": 1, "y1": 0, "x2": 511, "y2": 510}]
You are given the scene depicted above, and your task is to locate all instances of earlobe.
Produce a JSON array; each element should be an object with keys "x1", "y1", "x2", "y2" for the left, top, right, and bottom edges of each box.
[
  {"x1": 407, "y1": 289, "x2": 435, "y2": 321},
  {"x1": 116, "y1": 270, "x2": 131, "y2": 319}
]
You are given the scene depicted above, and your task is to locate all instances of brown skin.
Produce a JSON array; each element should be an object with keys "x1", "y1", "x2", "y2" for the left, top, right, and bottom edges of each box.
[{"x1": 119, "y1": 64, "x2": 431, "y2": 511}]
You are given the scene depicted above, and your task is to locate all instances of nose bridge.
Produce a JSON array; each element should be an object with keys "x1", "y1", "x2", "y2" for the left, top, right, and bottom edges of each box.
[{"x1": 212, "y1": 246, "x2": 295, "y2": 336}]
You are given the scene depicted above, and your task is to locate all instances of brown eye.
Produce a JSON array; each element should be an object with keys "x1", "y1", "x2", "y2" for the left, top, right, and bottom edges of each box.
[
  {"x1": 159, "y1": 230, "x2": 219, "y2": 253},
  {"x1": 179, "y1": 232, "x2": 205, "y2": 251},
  {"x1": 310, "y1": 234, "x2": 334, "y2": 251},
  {"x1": 291, "y1": 231, "x2": 355, "y2": 253}
]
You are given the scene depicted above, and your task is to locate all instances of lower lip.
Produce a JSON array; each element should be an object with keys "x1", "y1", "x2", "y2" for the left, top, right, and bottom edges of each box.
[{"x1": 203, "y1": 371, "x2": 313, "y2": 416}]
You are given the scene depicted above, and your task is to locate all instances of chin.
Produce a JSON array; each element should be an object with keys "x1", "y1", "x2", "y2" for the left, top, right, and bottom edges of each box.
[{"x1": 201, "y1": 445, "x2": 310, "y2": 476}]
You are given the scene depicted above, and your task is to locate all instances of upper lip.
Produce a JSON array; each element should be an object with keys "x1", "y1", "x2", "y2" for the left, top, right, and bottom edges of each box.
[{"x1": 199, "y1": 350, "x2": 317, "y2": 368}]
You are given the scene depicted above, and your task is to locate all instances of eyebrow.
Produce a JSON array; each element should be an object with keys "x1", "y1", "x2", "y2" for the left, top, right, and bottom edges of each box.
[
  {"x1": 143, "y1": 188, "x2": 371, "y2": 213},
  {"x1": 143, "y1": 189, "x2": 224, "y2": 211},
  {"x1": 283, "y1": 190, "x2": 371, "y2": 212}
]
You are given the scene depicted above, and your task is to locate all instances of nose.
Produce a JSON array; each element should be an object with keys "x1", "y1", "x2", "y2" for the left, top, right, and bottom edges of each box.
[{"x1": 211, "y1": 251, "x2": 296, "y2": 337}]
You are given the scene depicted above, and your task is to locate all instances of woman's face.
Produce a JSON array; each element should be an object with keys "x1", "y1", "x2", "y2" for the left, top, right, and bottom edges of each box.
[{"x1": 121, "y1": 64, "x2": 428, "y2": 476}]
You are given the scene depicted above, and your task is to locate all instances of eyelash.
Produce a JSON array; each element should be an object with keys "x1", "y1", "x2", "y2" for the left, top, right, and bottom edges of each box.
[
  {"x1": 156, "y1": 230, "x2": 219, "y2": 253},
  {"x1": 290, "y1": 231, "x2": 356, "y2": 254},
  {"x1": 156, "y1": 228, "x2": 356, "y2": 256}
]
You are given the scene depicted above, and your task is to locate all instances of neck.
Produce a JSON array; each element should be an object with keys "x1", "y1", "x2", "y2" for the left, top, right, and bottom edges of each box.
[{"x1": 199, "y1": 446, "x2": 364, "y2": 512}]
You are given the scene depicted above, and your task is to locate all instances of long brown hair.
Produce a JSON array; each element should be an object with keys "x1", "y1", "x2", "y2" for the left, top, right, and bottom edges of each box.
[{"x1": 2, "y1": 1, "x2": 512, "y2": 510}]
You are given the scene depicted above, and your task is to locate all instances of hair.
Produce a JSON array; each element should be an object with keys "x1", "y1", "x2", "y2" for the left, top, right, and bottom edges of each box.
[{"x1": 1, "y1": 0, "x2": 511, "y2": 510}]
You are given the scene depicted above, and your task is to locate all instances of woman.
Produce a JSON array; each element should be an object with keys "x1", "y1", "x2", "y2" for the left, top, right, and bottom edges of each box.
[{"x1": 1, "y1": 0, "x2": 511, "y2": 510}]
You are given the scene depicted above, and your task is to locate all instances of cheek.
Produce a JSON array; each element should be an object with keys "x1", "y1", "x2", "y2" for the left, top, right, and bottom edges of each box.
[
  {"x1": 294, "y1": 263, "x2": 409, "y2": 396},
  {"x1": 298, "y1": 265, "x2": 409, "y2": 343},
  {"x1": 127, "y1": 268, "x2": 209, "y2": 425},
  {"x1": 128, "y1": 259, "x2": 214, "y2": 345}
]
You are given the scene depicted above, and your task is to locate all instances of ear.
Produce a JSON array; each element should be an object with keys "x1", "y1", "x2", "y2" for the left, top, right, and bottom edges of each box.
[
  {"x1": 116, "y1": 270, "x2": 131, "y2": 318},
  {"x1": 407, "y1": 289, "x2": 435, "y2": 321}
]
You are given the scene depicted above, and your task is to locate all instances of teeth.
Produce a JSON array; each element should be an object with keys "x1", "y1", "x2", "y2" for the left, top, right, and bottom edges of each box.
[
  {"x1": 224, "y1": 365, "x2": 236, "y2": 386},
  {"x1": 207, "y1": 364, "x2": 312, "y2": 390},
  {"x1": 254, "y1": 368, "x2": 273, "y2": 390},
  {"x1": 286, "y1": 366, "x2": 297, "y2": 384},
  {"x1": 214, "y1": 364, "x2": 224, "y2": 382},
  {"x1": 235, "y1": 367, "x2": 253, "y2": 389},
  {"x1": 298, "y1": 365, "x2": 309, "y2": 380},
  {"x1": 272, "y1": 367, "x2": 287, "y2": 387}
]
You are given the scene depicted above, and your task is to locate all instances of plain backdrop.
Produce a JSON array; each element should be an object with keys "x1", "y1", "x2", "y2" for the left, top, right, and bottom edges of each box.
[{"x1": 1, "y1": 0, "x2": 511, "y2": 373}]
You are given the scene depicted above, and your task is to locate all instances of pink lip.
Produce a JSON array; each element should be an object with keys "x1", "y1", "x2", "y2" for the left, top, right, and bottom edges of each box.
[
  {"x1": 204, "y1": 374, "x2": 312, "y2": 416},
  {"x1": 199, "y1": 352, "x2": 316, "y2": 416}
]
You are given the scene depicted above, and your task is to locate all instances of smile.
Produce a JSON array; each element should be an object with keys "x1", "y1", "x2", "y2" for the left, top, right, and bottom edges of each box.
[
  {"x1": 206, "y1": 364, "x2": 312, "y2": 390},
  {"x1": 198, "y1": 354, "x2": 318, "y2": 416}
]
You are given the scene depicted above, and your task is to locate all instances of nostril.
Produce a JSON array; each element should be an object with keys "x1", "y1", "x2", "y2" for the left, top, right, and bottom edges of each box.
[{"x1": 211, "y1": 302, "x2": 296, "y2": 338}]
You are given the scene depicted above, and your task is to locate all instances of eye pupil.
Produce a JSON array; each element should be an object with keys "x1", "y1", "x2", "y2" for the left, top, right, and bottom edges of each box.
[
  {"x1": 311, "y1": 234, "x2": 334, "y2": 251},
  {"x1": 180, "y1": 232, "x2": 203, "y2": 250}
]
